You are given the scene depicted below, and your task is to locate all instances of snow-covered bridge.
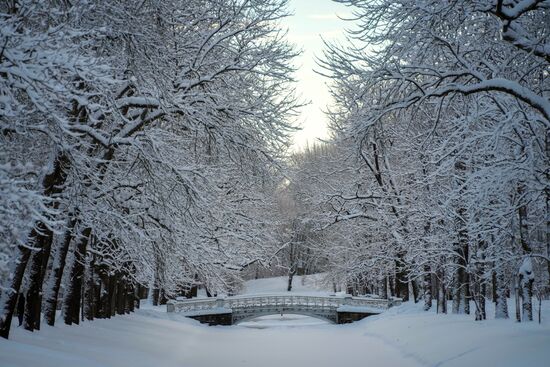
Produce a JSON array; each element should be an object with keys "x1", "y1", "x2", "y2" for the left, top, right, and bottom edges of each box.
[{"x1": 167, "y1": 294, "x2": 401, "y2": 325}]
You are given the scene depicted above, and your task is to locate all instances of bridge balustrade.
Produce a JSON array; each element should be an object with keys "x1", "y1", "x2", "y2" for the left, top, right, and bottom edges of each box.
[{"x1": 167, "y1": 294, "x2": 398, "y2": 315}]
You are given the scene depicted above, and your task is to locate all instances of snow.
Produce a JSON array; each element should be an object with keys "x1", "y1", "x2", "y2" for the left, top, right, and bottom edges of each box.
[
  {"x1": 0, "y1": 308, "x2": 420, "y2": 367},
  {"x1": 242, "y1": 274, "x2": 332, "y2": 296},
  {"x1": 1, "y1": 276, "x2": 549, "y2": 367},
  {"x1": 357, "y1": 301, "x2": 550, "y2": 367}
]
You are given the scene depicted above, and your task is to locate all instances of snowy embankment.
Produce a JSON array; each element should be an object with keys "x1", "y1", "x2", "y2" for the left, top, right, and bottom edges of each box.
[{"x1": 1, "y1": 275, "x2": 549, "y2": 367}]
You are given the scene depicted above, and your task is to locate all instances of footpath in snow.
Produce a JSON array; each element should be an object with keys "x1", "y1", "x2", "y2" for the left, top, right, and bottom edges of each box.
[{"x1": 1, "y1": 275, "x2": 549, "y2": 367}]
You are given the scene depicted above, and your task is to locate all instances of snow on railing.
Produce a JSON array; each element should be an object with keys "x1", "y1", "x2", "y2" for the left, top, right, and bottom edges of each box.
[{"x1": 167, "y1": 294, "x2": 399, "y2": 313}]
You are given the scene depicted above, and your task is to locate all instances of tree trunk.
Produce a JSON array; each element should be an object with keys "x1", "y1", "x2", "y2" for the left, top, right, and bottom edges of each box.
[
  {"x1": 479, "y1": 282, "x2": 486, "y2": 320},
  {"x1": 116, "y1": 277, "x2": 125, "y2": 315},
  {"x1": 287, "y1": 268, "x2": 296, "y2": 292},
  {"x1": 152, "y1": 287, "x2": 160, "y2": 306},
  {"x1": 98, "y1": 270, "x2": 111, "y2": 318},
  {"x1": 152, "y1": 251, "x2": 164, "y2": 306},
  {"x1": 423, "y1": 266, "x2": 432, "y2": 311},
  {"x1": 63, "y1": 227, "x2": 91, "y2": 325},
  {"x1": 133, "y1": 284, "x2": 140, "y2": 310},
  {"x1": 437, "y1": 269, "x2": 447, "y2": 314},
  {"x1": 411, "y1": 280, "x2": 419, "y2": 303},
  {"x1": 109, "y1": 274, "x2": 117, "y2": 317},
  {"x1": 515, "y1": 276, "x2": 521, "y2": 322},
  {"x1": 474, "y1": 284, "x2": 487, "y2": 321},
  {"x1": 395, "y1": 255, "x2": 409, "y2": 301},
  {"x1": 492, "y1": 269, "x2": 498, "y2": 303},
  {"x1": 453, "y1": 160, "x2": 469, "y2": 314},
  {"x1": 44, "y1": 215, "x2": 77, "y2": 326},
  {"x1": 159, "y1": 289, "x2": 168, "y2": 305},
  {"x1": 126, "y1": 282, "x2": 135, "y2": 313},
  {"x1": 0, "y1": 245, "x2": 32, "y2": 338},
  {"x1": 517, "y1": 183, "x2": 533, "y2": 320},
  {"x1": 23, "y1": 225, "x2": 55, "y2": 331},
  {"x1": 452, "y1": 243, "x2": 469, "y2": 314},
  {"x1": 452, "y1": 273, "x2": 462, "y2": 314},
  {"x1": 495, "y1": 265, "x2": 509, "y2": 319},
  {"x1": 464, "y1": 272, "x2": 470, "y2": 315},
  {"x1": 83, "y1": 257, "x2": 96, "y2": 321},
  {"x1": 473, "y1": 247, "x2": 486, "y2": 321},
  {"x1": 454, "y1": 248, "x2": 469, "y2": 314},
  {"x1": 473, "y1": 275, "x2": 487, "y2": 321},
  {"x1": 519, "y1": 257, "x2": 534, "y2": 321},
  {"x1": 93, "y1": 270, "x2": 102, "y2": 318},
  {"x1": 380, "y1": 277, "x2": 388, "y2": 299}
]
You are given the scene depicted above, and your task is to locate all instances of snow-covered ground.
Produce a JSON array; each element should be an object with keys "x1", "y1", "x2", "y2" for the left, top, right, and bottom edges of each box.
[
  {"x1": 1, "y1": 276, "x2": 549, "y2": 367},
  {"x1": 242, "y1": 274, "x2": 331, "y2": 295}
]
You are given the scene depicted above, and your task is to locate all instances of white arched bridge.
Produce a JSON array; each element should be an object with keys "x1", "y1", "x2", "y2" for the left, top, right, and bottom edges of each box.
[{"x1": 167, "y1": 294, "x2": 401, "y2": 325}]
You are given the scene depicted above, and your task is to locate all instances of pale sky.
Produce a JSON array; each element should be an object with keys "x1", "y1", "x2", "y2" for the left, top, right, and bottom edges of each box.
[{"x1": 282, "y1": 0, "x2": 349, "y2": 151}]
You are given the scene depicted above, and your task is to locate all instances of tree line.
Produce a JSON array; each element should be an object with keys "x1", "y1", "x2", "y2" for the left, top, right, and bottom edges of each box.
[{"x1": 285, "y1": 0, "x2": 549, "y2": 322}]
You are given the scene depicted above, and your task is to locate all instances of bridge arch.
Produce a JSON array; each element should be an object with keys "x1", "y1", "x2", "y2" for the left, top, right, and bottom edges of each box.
[{"x1": 233, "y1": 310, "x2": 336, "y2": 325}]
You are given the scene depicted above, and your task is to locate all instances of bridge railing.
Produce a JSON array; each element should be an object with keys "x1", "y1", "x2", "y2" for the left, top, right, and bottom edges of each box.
[{"x1": 167, "y1": 294, "x2": 398, "y2": 314}]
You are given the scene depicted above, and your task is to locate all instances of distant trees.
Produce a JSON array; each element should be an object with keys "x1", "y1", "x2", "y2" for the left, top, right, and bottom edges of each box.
[
  {"x1": 0, "y1": 0, "x2": 298, "y2": 339},
  {"x1": 287, "y1": 0, "x2": 549, "y2": 320}
]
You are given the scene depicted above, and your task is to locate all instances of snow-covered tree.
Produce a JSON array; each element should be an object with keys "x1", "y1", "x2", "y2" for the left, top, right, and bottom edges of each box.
[{"x1": 0, "y1": 0, "x2": 299, "y2": 338}]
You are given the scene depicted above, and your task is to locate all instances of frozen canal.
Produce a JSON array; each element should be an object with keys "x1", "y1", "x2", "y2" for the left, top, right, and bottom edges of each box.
[
  {"x1": 0, "y1": 308, "x2": 421, "y2": 367},
  {"x1": 1, "y1": 276, "x2": 548, "y2": 367}
]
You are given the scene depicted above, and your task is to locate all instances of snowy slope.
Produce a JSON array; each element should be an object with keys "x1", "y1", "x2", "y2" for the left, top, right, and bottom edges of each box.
[
  {"x1": 354, "y1": 301, "x2": 550, "y2": 367},
  {"x1": 242, "y1": 274, "x2": 332, "y2": 295},
  {"x1": 1, "y1": 276, "x2": 549, "y2": 367}
]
